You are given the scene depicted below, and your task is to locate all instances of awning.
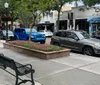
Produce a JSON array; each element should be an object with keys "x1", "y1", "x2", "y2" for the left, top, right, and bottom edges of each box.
[{"x1": 87, "y1": 17, "x2": 100, "y2": 23}]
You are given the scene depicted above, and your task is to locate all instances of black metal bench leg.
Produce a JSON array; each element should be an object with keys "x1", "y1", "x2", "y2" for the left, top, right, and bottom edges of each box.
[
  {"x1": 15, "y1": 74, "x2": 18, "y2": 85},
  {"x1": 31, "y1": 71, "x2": 35, "y2": 85}
]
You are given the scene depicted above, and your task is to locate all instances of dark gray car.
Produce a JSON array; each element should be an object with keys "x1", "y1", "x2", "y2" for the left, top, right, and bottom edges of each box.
[{"x1": 51, "y1": 30, "x2": 100, "y2": 56}]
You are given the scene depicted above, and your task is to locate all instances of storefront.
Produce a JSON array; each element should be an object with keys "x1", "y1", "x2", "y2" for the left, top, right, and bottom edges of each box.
[
  {"x1": 60, "y1": 6, "x2": 100, "y2": 36},
  {"x1": 36, "y1": 23, "x2": 54, "y2": 32},
  {"x1": 87, "y1": 17, "x2": 100, "y2": 38}
]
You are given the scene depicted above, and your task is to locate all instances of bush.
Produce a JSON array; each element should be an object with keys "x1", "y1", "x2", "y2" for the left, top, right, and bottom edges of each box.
[{"x1": 8, "y1": 40, "x2": 64, "y2": 52}]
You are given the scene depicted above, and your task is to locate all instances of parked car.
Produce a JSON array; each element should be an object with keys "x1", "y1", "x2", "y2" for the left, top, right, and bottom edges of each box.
[
  {"x1": 92, "y1": 31, "x2": 100, "y2": 39},
  {"x1": 14, "y1": 28, "x2": 46, "y2": 44},
  {"x1": 51, "y1": 30, "x2": 100, "y2": 56},
  {"x1": 39, "y1": 30, "x2": 53, "y2": 37},
  {"x1": 0, "y1": 30, "x2": 15, "y2": 41}
]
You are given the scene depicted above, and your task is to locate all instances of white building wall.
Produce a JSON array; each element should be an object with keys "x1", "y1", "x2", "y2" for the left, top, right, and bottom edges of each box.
[
  {"x1": 40, "y1": 10, "x2": 58, "y2": 23},
  {"x1": 60, "y1": 6, "x2": 100, "y2": 20},
  {"x1": 60, "y1": 6, "x2": 100, "y2": 31}
]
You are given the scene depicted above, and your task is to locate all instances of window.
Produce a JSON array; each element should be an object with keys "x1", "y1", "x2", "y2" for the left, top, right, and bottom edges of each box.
[
  {"x1": 55, "y1": 31, "x2": 67, "y2": 37},
  {"x1": 80, "y1": 31, "x2": 90, "y2": 39},
  {"x1": 70, "y1": 32, "x2": 78, "y2": 39},
  {"x1": 66, "y1": 32, "x2": 78, "y2": 39},
  {"x1": 15, "y1": 29, "x2": 20, "y2": 33},
  {"x1": 21, "y1": 29, "x2": 25, "y2": 33},
  {"x1": 55, "y1": 32, "x2": 62, "y2": 36},
  {"x1": 61, "y1": 32, "x2": 66, "y2": 37},
  {"x1": 66, "y1": 32, "x2": 71, "y2": 38}
]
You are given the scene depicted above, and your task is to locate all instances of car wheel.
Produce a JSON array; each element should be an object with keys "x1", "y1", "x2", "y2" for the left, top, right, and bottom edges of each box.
[
  {"x1": 40, "y1": 41, "x2": 45, "y2": 44},
  {"x1": 83, "y1": 46, "x2": 94, "y2": 56}
]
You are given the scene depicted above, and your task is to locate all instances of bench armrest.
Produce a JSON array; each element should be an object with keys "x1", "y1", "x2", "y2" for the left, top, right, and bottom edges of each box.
[
  {"x1": 17, "y1": 64, "x2": 35, "y2": 73},
  {"x1": 0, "y1": 63, "x2": 6, "y2": 69},
  {"x1": 17, "y1": 64, "x2": 32, "y2": 68}
]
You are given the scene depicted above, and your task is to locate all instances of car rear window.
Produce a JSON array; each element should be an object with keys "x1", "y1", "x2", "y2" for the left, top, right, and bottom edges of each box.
[
  {"x1": 55, "y1": 31, "x2": 67, "y2": 37},
  {"x1": 55, "y1": 32, "x2": 62, "y2": 36}
]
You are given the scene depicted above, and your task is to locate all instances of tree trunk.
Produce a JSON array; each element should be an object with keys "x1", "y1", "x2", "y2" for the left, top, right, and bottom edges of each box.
[
  {"x1": 11, "y1": 20, "x2": 13, "y2": 31},
  {"x1": 29, "y1": 27, "x2": 32, "y2": 42},
  {"x1": 29, "y1": 15, "x2": 36, "y2": 42}
]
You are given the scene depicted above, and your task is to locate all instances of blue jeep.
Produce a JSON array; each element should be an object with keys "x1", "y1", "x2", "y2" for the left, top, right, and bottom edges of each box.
[{"x1": 14, "y1": 28, "x2": 46, "y2": 44}]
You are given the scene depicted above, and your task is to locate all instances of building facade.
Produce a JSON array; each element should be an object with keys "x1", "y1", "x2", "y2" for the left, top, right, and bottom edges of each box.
[
  {"x1": 39, "y1": 6, "x2": 72, "y2": 32},
  {"x1": 60, "y1": 6, "x2": 100, "y2": 37}
]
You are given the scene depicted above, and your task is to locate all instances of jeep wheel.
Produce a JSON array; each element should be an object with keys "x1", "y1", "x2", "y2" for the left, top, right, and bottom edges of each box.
[{"x1": 14, "y1": 36, "x2": 18, "y2": 40}]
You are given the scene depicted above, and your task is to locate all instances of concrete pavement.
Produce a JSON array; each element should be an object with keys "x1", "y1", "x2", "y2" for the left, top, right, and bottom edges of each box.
[{"x1": 0, "y1": 43, "x2": 100, "y2": 85}]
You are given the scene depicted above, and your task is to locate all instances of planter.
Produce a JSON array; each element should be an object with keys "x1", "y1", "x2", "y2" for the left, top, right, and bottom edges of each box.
[{"x1": 4, "y1": 43, "x2": 71, "y2": 59}]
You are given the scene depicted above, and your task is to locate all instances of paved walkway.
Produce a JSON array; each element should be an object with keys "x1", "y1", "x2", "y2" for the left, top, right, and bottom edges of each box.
[{"x1": 0, "y1": 41, "x2": 100, "y2": 85}]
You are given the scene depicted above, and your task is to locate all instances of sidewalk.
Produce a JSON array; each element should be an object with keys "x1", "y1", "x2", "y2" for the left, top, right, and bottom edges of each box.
[
  {"x1": 0, "y1": 41, "x2": 100, "y2": 85},
  {"x1": 0, "y1": 40, "x2": 42, "y2": 85},
  {"x1": 0, "y1": 40, "x2": 5, "y2": 48}
]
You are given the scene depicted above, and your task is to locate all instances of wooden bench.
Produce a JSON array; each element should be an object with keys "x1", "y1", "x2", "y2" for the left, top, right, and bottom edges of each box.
[{"x1": 0, "y1": 53, "x2": 35, "y2": 85}]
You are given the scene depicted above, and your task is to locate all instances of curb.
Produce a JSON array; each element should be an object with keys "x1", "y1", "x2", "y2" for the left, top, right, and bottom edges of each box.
[{"x1": 0, "y1": 40, "x2": 5, "y2": 48}]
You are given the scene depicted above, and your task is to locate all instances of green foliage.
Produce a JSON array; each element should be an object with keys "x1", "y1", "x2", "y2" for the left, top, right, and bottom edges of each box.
[
  {"x1": 82, "y1": 0, "x2": 100, "y2": 6},
  {"x1": 16, "y1": 2, "x2": 33, "y2": 27},
  {"x1": 8, "y1": 40, "x2": 64, "y2": 52},
  {"x1": 51, "y1": 0, "x2": 74, "y2": 30},
  {"x1": 0, "y1": 0, "x2": 77, "y2": 30},
  {"x1": 0, "y1": 0, "x2": 21, "y2": 30}
]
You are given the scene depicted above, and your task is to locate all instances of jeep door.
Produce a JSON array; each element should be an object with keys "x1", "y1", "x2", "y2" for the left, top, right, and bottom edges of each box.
[
  {"x1": 20, "y1": 29, "x2": 27, "y2": 40},
  {"x1": 15, "y1": 29, "x2": 26, "y2": 40},
  {"x1": 17, "y1": 29, "x2": 23, "y2": 40}
]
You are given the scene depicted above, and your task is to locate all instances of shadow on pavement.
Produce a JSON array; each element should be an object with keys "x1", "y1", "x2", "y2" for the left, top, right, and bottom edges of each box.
[{"x1": 71, "y1": 51, "x2": 100, "y2": 58}]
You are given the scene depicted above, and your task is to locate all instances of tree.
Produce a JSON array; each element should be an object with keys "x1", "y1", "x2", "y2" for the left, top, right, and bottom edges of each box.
[
  {"x1": 51, "y1": 0, "x2": 74, "y2": 31},
  {"x1": 8, "y1": 0, "x2": 21, "y2": 29},
  {"x1": 0, "y1": 0, "x2": 20, "y2": 30},
  {"x1": 82, "y1": 0, "x2": 100, "y2": 6},
  {"x1": 23, "y1": 0, "x2": 54, "y2": 41},
  {"x1": 17, "y1": 7, "x2": 33, "y2": 28},
  {"x1": 15, "y1": 0, "x2": 34, "y2": 28}
]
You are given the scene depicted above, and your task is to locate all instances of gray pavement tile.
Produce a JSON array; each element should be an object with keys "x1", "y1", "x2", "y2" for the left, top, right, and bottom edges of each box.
[
  {"x1": 0, "y1": 69, "x2": 41, "y2": 85},
  {"x1": 51, "y1": 57, "x2": 91, "y2": 67},
  {"x1": 0, "y1": 69, "x2": 16, "y2": 85},
  {"x1": 0, "y1": 48, "x2": 9, "y2": 52},
  {"x1": 29, "y1": 60, "x2": 73, "y2": 80},
  {"x1": 1, "y1": 48, "x2": 100, "y2": 85},
  {"x1": 37, "y1": 68, "x2": 100, "y2": 85},
  {"x1": 0, "y1": 48, "x2": 41, "y2": 64},
  {"x1": 80, "y1": 62, "x2": 100, "y2": 75}
]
